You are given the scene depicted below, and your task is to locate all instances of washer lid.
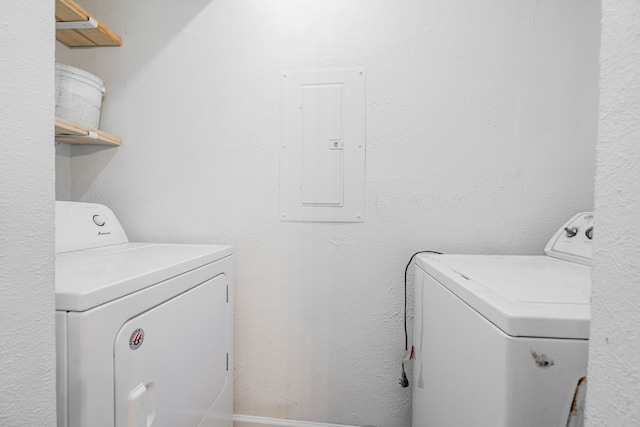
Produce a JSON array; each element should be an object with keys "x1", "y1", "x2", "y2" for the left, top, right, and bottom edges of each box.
[
  {"x1": 415, "y1": 254, "x2": 591, "y2": 339},
  {"x1": 55, "y1": 242, "x2": 232, "y2": 312}
]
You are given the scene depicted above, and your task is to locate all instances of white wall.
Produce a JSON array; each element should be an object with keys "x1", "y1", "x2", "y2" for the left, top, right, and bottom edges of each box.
[
  {"x1": 62, "y1": 0, "x2": 600, "y2": 425},
  {"x1": 587, "y1": 0, "x2": 640, "y2": 424},
  {"x1": 0, "y1": 2, "x2": 56, "y2": 426}
]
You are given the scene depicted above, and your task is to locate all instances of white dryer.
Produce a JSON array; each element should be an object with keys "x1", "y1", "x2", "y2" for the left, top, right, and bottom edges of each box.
[
  {"x1": 412, "y1": 213, "x2": 593, "y2": 427},
  {"x1": 55, "y1": 201, "x2": 233, "y2": 427}
]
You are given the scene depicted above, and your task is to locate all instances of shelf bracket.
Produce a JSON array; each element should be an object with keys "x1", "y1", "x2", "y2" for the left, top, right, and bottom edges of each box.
[
  {"x1": 56, "y1": 17, "x2": 98, "y2": 30},
  {"x1": 55, "y1": 131, "x2": 98, "y2": 140}
]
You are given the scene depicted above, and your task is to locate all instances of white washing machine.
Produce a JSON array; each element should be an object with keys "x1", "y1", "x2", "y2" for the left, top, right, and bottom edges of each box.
[
  {"x1": 412, "y1": 213, "x2": 593, "y2": 427},
  {"x1": 55, "y1": 201, "x2": 233, "y2": 427}
]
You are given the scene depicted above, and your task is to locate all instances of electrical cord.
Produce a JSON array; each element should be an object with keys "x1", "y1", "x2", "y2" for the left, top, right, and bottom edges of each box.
[{"x1": 399, "y1": 250, "x2": 442, "y2": 388}]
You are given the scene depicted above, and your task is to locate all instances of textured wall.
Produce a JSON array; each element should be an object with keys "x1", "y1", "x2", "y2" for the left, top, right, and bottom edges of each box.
[
  {"x1": 0, "y1": 2, "x2": 56, "y2": 426},
  {"x1": 63, "y1": 0, "x2": 600, "y2": 426},
  {"x1": 587, "y1": 0, "x2": 640, "y2": 425}
]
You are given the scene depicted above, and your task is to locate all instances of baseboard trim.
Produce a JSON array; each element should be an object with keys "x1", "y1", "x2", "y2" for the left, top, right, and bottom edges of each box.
[{"x1": 233, "y1": 414, "x2": 361, "y2": 427}]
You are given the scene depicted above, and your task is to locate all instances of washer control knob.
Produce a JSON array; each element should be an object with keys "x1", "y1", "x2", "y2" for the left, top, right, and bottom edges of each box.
[
  {"x1": 564, "y1": 227, "x2": 578, "y2": 238},
  {"x1": 585, "y1": 226, "x2": 594, "y2": 240},
  {"x1": 92, "y1": 214, "x2": 106, "y2": 227}
]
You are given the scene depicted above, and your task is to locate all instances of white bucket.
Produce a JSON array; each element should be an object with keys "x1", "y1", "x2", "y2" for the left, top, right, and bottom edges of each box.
[{"x1": 55, "y1": 63, "x2": 106, "y2": 129}]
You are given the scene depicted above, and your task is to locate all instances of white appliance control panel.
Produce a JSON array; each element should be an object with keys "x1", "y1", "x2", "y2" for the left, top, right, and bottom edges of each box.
[
  {"x1": 544, "y1": 212, "x2": 593, "y2": 266},
  {"x1": 56, "y1": 201, "x2": 128, "y2": 253}
]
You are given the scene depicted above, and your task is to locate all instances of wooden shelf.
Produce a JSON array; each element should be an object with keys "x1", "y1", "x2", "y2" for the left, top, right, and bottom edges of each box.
[
  {"x1": 55, "y1": 117, "x2": 121, "y2": 146},
  {"x1": 54, "y1": 1, "x2": 122, "y2": 146},
  {"x1": 55, "y1": 0, "x2": 122, "y2": 47}
]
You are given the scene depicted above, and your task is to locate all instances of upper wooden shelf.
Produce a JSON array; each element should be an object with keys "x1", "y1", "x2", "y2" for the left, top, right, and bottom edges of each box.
[
  {"x1": 55, "y1": 0, "x2": 122, "y2": 47},
  {"x1": 55, "y1": 117, "x2": 121, "y2": 146}
]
